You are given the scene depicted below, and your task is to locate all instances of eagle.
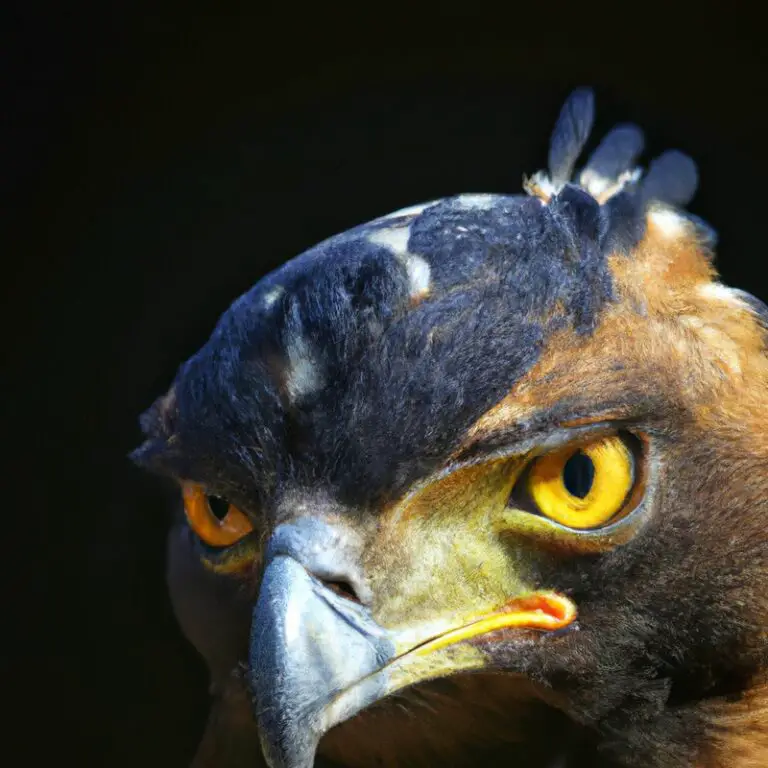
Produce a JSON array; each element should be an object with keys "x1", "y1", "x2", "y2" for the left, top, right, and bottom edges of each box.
[{"x1": 131, "y1": 89, "x2": 768, "y2": 767}]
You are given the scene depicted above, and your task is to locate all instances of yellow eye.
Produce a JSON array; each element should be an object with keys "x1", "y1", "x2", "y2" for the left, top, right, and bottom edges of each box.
[
  {"x1": 527, "y1": 435, "x2": 635, "y2": 529},
  {"x1": 181, "y1": 482, "x2": 254, "y2": 547}
]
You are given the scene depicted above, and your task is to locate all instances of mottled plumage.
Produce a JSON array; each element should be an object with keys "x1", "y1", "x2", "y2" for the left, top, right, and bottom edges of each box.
[{"x1": 133, "y1": 89, "x2": 768, "y2": 768}]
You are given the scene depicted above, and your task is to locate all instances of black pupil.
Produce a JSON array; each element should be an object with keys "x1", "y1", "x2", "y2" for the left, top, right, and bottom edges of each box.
[
  {"x1": 562, "y1": 451, "x2": 595, "y2": 498},
  {"x1": 207, "y1": 495, "x2": 230, "y2": 521}
]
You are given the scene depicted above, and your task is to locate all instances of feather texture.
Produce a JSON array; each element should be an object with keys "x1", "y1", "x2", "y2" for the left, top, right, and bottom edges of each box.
[{"x1": 548, "y1": 87, "x2": 595, "y2": 185}]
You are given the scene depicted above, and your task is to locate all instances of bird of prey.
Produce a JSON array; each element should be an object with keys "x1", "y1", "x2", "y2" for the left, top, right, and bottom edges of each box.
[{"x1": 132, "y1": 89, "x2": 768, "y2": 768}]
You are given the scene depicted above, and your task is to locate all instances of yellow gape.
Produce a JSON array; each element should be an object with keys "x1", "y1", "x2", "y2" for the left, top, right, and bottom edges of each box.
[{"x1": 527, "y1": 436, "x2": 635, "y2": 529}]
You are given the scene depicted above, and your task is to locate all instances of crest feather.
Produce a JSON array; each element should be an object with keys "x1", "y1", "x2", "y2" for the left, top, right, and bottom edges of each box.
[
  {"x1": 547, "y1": 87, "x2": 595, "y2": 186},
  {"x1": 640, "y1": 149, "x2": 698, "y2": 207},
  {"x1": 525, "y1": 88, "x2": 708, "y2": 248}
]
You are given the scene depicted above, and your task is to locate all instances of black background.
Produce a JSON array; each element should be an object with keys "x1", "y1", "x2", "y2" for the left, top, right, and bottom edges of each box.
[{"x1": 5, "y1": 6, "x2": 766, "y2": 766}]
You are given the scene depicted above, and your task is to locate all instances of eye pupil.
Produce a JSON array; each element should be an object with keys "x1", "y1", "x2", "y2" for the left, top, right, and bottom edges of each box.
[
  {"x1": 207, "y1": 495, "x2": 230, "y2": 521},
  {"x1": 562, "y1": 451, "x2": 595, "y2": 499}
]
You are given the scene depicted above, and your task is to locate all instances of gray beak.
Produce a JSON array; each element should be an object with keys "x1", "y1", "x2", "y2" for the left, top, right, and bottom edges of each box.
[{"x1": 249, "y1": 521, "x2": 395, "y2": 768}]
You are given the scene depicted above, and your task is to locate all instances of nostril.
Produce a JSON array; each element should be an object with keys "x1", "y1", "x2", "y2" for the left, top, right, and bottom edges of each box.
[{"x1": 321, "y1": 578, "x2": 361, "y2": 604}]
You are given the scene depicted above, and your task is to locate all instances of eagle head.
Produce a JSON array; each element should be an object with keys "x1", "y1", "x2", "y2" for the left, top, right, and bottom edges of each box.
[{"x1": 132, "y1": 89, "x2": 768, "y2": 768}]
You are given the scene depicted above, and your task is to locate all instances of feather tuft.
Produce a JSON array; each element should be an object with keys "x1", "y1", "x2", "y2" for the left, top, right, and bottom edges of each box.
[
  {"x1": 641, "y1": 149, "x2": 699, "y2": 207},
  {"x1": 548, "y1": 87, "x2": 595, "y2": 185}
]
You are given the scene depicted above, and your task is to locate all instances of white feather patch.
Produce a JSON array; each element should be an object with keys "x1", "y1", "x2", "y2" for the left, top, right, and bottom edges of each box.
[
  {"x1": 368, "y1": 226, "x2": 431, "y2": 299},
  {"x1": 381, "y1": 200, "x2": 438, "y2": 219},
  {"x1": 696, "y1": 282, "x2": 746, "y2": 309},
  {"x1": 263, "y1": 286, "x2": 285, "y2": 309},
  {"x1": 284, "y1": 333, "x2": 323, "y2": 401},
  {"x1": 403, "y1": 254, "x2": 431, "y2": 298},
  {"x1": 649, "y1": 207, "x2": 688, "y2": 239},
  {"x1": 368, "y1": 226, "x2": 410, "y2": 255},
  {"x1": 579, "y1": 170, "x2": 612, "y2": 198},
  {"x1": 454, "y1": 193, "x2": 498, "y2": 210}
]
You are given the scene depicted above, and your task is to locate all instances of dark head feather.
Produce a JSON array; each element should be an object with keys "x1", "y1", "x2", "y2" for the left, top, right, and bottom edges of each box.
[
  {"x1": 640, "y1": 149, "x2": 699, "y2": 207},
  {"x1": 548, "y1": 87, "x2": 595, "y2": 185},
  {"x1": 132, "y1": 88, "x2": 711, "y2": 505},
  {"x1": 582, "y1": 123, "x2": 645, "y2": 182}
]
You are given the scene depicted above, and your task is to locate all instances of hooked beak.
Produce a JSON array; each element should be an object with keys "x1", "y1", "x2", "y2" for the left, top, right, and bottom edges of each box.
[{"x1": 249, "y1": 523, "x2": 576, "y2": 768}]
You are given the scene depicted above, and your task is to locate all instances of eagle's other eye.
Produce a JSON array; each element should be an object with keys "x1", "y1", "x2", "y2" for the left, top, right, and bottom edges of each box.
[
  {"x1": 181, "y1": 482, "x2": 254, "y2": 547},
  {"x1": 525, "y1": 435, "x2": 636, "y2": 529}
]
